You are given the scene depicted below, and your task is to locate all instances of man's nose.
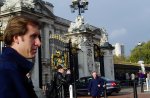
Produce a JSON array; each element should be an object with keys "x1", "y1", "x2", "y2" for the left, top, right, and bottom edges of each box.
[{"x1": 35, "y1": 38, "x2": 41, "y2": 47}]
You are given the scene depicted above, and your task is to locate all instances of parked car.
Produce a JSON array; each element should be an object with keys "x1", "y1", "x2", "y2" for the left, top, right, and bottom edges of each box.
[{"x1": 76, "y1": 76, "x2": 121, "y2": 96}]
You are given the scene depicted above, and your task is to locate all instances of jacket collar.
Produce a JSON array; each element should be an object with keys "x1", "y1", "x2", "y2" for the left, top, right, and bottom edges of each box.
[{"x1": 2, "y1": 47, "x2": 34, "y2": 75}]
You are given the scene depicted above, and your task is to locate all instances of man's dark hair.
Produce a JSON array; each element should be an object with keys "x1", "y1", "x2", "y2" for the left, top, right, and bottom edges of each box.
[
  {"x1": 3, "y1": 15, "x2": 40, "y2": 46},
  {"x1": 57, "y1": 65, "x2": 63, "y2": 70}
]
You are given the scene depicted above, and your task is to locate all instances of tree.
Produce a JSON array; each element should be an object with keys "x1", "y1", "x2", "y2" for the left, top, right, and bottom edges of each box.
[
  {"x1": 113, "y1": 55, "x2": 127, "y2": 64},
  {"x1": 129, "y1": 41, "x2": 150, "y2": 64}
]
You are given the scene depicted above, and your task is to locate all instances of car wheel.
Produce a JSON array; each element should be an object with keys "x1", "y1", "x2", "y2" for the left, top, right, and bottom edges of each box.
[
  {"x1": 107, "y1": 92, "x2": 112, "y2": 96},
  {"x1": 116, "y1": 91, "x2": 119, "y2": 93}
]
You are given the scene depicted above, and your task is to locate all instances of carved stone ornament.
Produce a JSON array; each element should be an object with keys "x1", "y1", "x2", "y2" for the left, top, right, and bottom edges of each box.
[
  {"x1": 2, "y1": 0, "x2": 34, "y2": 11},
  {"x1": 2, "y1": 0, "x2": 19, "y2": 11},
  {"x1": 71, "y1": 35, "x2": 83, "y2": 46},
  {"x1": 87, "y1": 48, "x2": 93, "y2": 73},
  {"x1": 21, "y1": 0, "x2": 35, "y2": 8},
  {"x1": 100, "y1": 28, "x2": 108, "y2": 46},
  {"x1": 83, "y1": 36, "x2": 93, "y2": 46},
  {"x1": 72, "y1": 35, "x2": 93, "y2": 47},
  {"x1": 68, "y1": 15, "x2": 90, "y2": 33}
]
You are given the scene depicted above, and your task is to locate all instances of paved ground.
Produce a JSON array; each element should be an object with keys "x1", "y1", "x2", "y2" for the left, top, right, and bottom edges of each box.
[
  {"x1": 78, "y1": 93, "x2": 150, "y2": 98},
  {"x1": 78, "y1": 85, "x2": 150, "y2": 98}
]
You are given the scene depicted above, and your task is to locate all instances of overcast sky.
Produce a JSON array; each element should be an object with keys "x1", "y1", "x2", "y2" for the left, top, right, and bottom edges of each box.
[{"x1": 45, "y1": 0, "x2": 150, "y2": 56}]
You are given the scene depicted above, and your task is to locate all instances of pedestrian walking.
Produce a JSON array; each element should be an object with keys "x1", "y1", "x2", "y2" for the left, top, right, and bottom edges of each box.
[
  {"x1": 0, "y1": 16, "x2": 41, "y2": 98},
  {"x1": 88, "y1": 71, "x2": 103, "y2": 98},
  {"x1": 125, "y1": 72, "x2": 130, "y2": 86},
  {"x1": 138, "y1": 70, "x2": 145, "y2": 85}
]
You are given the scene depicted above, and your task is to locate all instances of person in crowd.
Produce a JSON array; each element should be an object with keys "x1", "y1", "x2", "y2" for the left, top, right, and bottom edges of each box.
[
  {"x1": 0, "y1": 16, "x2": 41, "y2": 98},
  {"x1": 146, "y1": 72, "x2": 150, "y2": 86},
  {"x1": 138, "y1": 70, "x2": 145, "y2": 85},
  {"x1": 130, "y1": 73, "x2": 135, "y2": 86},
  {"x1": 125, "y1": 72, "x2": 131, "y2": 86},
  {"x1": 64, "y1": 68, "x2": 72, "y2": 97},
  {"x1": 54, "y1": 65, "x2": 71, "y2": 98},
  {"x1": 88, "y1": 71, "x2": 103, "y2": 98}
]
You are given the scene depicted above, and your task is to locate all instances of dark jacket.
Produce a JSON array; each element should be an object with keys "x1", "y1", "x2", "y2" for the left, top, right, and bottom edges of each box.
[
  {"x1": 54, "y1": 72, "x2": 67, "y2": 88},
  {"x1": 54, "y1": 72, "x2": 66, "y2": 98},
  {"x1": 88, "y1": 76, "x2": 103, "y2": 96},
  {"x1": 54, "y1": 72, "x2": 71, "y2": 98},
  {"x1": 0, "y1": 47, "x2": 37, "y2": 98}
]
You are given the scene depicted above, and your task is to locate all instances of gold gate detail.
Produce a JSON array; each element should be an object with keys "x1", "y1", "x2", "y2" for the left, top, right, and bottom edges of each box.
[{"x1": 51, "y1": 51, "x2": 68, "y2": 69}]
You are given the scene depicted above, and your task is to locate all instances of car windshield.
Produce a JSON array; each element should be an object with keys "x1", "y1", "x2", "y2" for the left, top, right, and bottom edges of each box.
[
  {"x1": 87, "y1": 77, "x2": 92, "y2": 82},
  {"x1": 77, "y1": 77, "x2": 92, "y2": 83}
]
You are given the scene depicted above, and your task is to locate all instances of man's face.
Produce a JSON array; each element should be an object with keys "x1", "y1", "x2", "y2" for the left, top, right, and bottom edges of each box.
[
  {"x1": 14, "y1": 24, "x2": 41, "y2": 59},
  {"x1": 59, "y1": 68, "x2": 65, "y2": 74},
  {"x1": 92, "y1": 72, "x2": 97, "y2": 79}
]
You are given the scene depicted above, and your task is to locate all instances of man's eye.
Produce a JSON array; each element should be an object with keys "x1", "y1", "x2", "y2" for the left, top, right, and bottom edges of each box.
[{"x1": 31, "y1": 35, "x2": 37, "y2": 39}]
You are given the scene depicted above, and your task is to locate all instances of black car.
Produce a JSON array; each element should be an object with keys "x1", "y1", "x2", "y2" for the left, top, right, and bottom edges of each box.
[{"x1": 76, "y1": 76, "x2": 121, "y2": 96}]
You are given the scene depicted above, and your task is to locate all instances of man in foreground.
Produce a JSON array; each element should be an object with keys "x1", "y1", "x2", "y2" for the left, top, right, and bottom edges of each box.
[{"x1": 0, "y1": 16, "x2": 41, "y2": 98}]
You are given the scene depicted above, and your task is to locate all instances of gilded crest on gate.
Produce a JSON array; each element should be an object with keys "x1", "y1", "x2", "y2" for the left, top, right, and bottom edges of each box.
[{"x1": 51, "y1": 50, "x2": 68, "y2": 69}]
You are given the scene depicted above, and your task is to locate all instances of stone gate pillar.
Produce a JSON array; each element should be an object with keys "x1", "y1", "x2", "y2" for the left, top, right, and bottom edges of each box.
[{"x1": 66, "y1": 15, "x2": 95, "y2": 77}]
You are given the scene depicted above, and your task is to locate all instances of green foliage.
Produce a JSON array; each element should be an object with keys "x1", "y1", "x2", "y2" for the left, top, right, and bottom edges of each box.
[
  {"x1": 113, "y1": 55, "x2": 127, "y2": 64},
  {"x1": 129, "y1": 41, "x2": 150, "y2": 64}
]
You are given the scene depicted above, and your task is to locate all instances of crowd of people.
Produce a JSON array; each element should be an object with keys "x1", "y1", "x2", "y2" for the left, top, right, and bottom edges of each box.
[{"x1": 115, "y1": 70, "x2": 150, "y2": 86}]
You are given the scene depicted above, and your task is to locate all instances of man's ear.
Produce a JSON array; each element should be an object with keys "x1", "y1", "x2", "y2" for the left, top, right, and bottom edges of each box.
[{"x1": 13, "y1": 35, "x2": 19, "y2": 44}]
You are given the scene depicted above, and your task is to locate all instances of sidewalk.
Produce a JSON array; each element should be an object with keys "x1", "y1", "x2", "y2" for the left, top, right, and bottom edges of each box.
[
  {"x1": 78, "y1": 85, "x2": 150, "y2": 98},
  {"x1": 108, "y1": 86, "x2": 150, "y2": 98}
]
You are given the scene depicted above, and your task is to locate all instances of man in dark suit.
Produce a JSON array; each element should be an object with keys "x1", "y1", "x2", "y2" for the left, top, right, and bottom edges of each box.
[
  {"x1": 88, "y1": 71, "x2": 103, "y2": 98},
  {"x1": 0, "y1": 16, "x2": 41, "y2": 98}
]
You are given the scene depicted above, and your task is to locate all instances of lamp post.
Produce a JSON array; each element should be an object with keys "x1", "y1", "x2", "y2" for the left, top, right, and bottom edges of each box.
[{"x1": 70, "y1": 0, "x2": 89, "y2": 15}]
